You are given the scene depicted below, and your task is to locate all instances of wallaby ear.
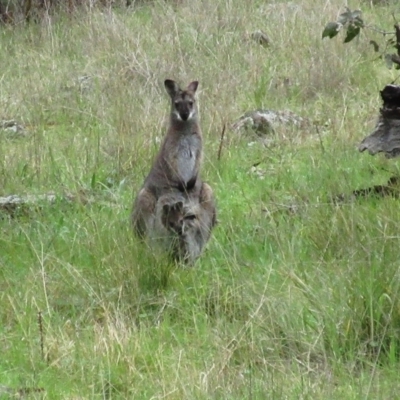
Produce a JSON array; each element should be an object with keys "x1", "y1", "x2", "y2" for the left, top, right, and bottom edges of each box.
[
  {"x1": 164, "y1": 79, "x2": 180, "y2": 98},
  {"x1": 187, "y1": 81, "x2": 199, "y2": 93}
]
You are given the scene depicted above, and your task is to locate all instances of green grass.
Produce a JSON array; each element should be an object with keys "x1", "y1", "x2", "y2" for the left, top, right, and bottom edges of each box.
[{"x1": 2, "y1": 0, "x2": 400, "y2": 398}]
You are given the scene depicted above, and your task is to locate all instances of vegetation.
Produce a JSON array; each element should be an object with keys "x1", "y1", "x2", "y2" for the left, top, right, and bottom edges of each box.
[
  {"x1": 1, "y1": 0, "x2": 400, "y2": 398},
  {"x1": 323, "y1": 5, "x2": 400, "y2": 70}
]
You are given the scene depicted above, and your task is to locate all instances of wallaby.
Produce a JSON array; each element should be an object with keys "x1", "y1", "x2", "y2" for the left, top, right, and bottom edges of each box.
[
  {"x1": 132, "y1": 79, "x2": 204, "y2": 237},
  {"x1": 150, "y1": 192, "x2": 198, "y2": 263},
  {"x1": 151, "y1": 187, "x2": 216, "y2": 264}
]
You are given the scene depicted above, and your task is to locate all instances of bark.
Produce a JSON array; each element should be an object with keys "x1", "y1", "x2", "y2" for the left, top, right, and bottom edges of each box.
[{"x1": 359, "y1": 84, "x2": 400, "y2": 158}]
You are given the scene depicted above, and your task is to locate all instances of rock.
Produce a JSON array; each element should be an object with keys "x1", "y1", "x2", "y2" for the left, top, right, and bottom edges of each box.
[
  {"x1": 0, "y1": 119, "x2": 28, "y2": 138},
  {"x1": 250, "y1": 30, "x2": 271, "y2": 47},
  {"x1": 248, "y1": 165, "x2": 266, "y2": 179},
  {"x1": 77, "y1": 75, "x2": 93, "y2": 93},
  {"x1": 231, "y1": 109, "x2": 307, "y2": 136},
  {"x1": 61, "y1": 75, "x2": 94, "y2": 95}
]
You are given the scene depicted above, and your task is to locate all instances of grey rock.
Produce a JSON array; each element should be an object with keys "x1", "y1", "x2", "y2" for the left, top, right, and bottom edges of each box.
[
  {"x1": 0, "y1": 119, "x2": 27, "y2": 138},
  {"x1": 231, "y1": 109, "x2": 307, "y2": 136}
]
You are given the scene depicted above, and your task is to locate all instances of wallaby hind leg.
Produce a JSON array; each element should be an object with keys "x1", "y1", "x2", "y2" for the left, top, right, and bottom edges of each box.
[
  {"x1": 179, "y1": 216, "x2": 204, "y2": 265},
  {"x1": 131, "y1": 188, "x2": 157, "y2": 238},
  {"x1": 155, "y1": 194, "x2": 204, "y2": 265},
  {"x1": 198, "y1": 182, "x2": 217, "y2": 238},
  {"x1": 176, "y1": 183, "x2": 217, "y2": 264}
]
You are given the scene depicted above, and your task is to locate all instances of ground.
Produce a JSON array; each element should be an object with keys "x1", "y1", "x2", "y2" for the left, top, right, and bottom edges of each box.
[{"x1": 1, "y1": 0, "x2": 400, "y2": 398}]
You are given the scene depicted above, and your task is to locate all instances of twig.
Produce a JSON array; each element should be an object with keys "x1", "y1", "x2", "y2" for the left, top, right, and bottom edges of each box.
[
  {"x1": 217, "y1": 124, "x2": 226, "y2": 161},
  {"x1": 364, "y1": 24, "x2": 395, "y2": 36},
  {"x1": 38, "y1": 311, "x2": 45, "y2": 362},
  {"x1": 394, "y1": 23, "x2": 400, "y2": 56},
  {"x1": 390, "y1": 74, "x2": 400, "y2": 84},
  {"x1": 315, "y1": 123, "x2": 325, "y2": 154},
  {"x1": 392, "y1": 12, "x2": 398, "y2": 25}
]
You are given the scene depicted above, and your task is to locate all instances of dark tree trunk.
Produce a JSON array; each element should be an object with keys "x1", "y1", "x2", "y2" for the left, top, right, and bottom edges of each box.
[{"x1": 359, "y1": 84, "x2": 400, "y2": 158}]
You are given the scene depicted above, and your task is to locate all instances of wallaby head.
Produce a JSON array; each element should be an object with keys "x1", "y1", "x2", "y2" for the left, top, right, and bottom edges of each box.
[
  {"x1": 162, "y1": 201, "x2": 184, "y2": 234},
  {"x1": 164, "y1": 79, "x2": 199, "y2": 123},
  {"x1": 161, "y1": 200, "x2": 198, "y2": 236}
]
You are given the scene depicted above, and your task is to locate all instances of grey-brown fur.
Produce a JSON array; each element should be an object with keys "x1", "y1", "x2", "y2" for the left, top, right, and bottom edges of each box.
[
  {"x1": 132, "y1": 79, "x2": 204, "y2": 237},
  {"x1": 132, "y1": 79, "x2": 215, "y2": 247},
  {"x1": 151, "y1": 187, "x2": 216, "y2": 264}
]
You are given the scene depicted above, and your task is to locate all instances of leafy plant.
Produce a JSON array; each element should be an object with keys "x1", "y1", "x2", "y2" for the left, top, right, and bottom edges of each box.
[
  {"x1": 322, "y1": 8, "x2": 364, "y2": 43},
  {"x1": 323, "y1": 7, "x2": 400, "y2": 70}
]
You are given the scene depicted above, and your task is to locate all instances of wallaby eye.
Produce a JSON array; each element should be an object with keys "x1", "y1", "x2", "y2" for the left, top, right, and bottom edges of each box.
[
  {"x1": 188, "y1": 101, "x2": 193, "y2": 107},
  {"x1": 174, "y1": 101, "x2": 180, "y2": 107},
  {"x1": 185, "y1": 214, "x2": 196, "y2": 220}
]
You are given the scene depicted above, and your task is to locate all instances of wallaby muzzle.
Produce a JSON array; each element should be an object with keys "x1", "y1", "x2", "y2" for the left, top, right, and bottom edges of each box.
[{"x1": 180, "y1": 111, "x2": 190, "y2": 121}]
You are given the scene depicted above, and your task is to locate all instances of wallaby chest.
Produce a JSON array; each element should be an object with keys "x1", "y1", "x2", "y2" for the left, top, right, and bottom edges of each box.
[
  {"x1": 163, "y1": 133, "x2": 202, "y2": 185},
  {"x1": 173, "y1": 134, "x2": 201, "y2": 184},
  {"x1": 142, "y1": 79, "x2": 204, "y2": 194}
]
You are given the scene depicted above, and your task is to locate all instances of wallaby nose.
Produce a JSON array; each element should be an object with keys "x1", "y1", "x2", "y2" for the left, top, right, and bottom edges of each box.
[{"x1": 180, "y1": 111, "x2": 190, "y2": 121}]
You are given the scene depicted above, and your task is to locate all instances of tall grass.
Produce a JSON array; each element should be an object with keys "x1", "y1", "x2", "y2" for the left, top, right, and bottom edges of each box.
[{"x1": 1, "y1": 0, "x2": 400, "y2": 398}]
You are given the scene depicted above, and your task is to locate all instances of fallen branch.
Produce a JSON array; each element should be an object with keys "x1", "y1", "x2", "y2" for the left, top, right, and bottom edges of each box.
[{"x1": 0, "y1": 191, "x2": 97, "y2": 217}]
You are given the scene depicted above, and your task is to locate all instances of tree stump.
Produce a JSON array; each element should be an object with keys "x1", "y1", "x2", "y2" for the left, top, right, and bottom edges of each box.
[{"x1": 359, "y1": 84, "x2": 400, "y2": 158}]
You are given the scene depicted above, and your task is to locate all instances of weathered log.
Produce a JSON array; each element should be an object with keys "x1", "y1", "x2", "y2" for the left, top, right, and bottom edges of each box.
[
  {"x1": 0, "y1": 191, "x2": 96, "y2": 217},
  {"x1": 359, "y1": 84, "x2": 400, "y2": 158},
  {"x1": 334, "y1": 176, "x2": 400, "y2": 203}
]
